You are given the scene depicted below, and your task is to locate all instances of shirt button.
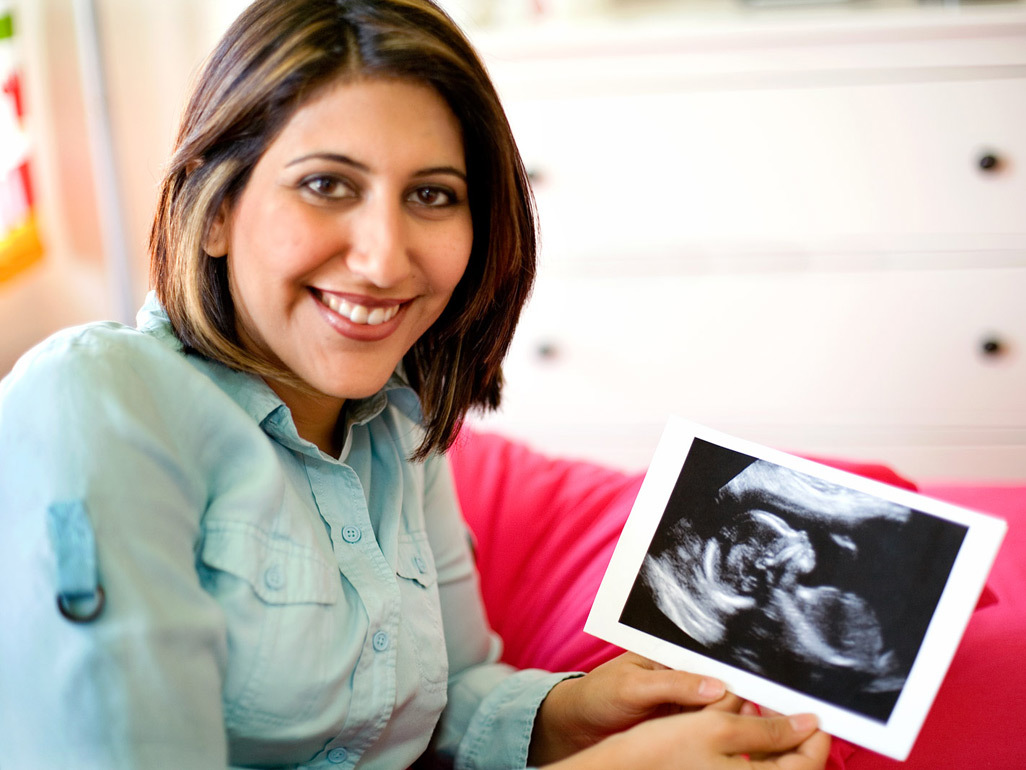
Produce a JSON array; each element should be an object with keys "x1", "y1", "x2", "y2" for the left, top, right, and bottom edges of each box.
[
  {"x1": 414, "y1": 556, "x2": 427, "y2": 574},
  {"x1": 263, "y1": 564, "x2": 285, "y2": 590},
  {"x1": 341, "y1": 525, "x2": 362, "y2": 544},
  {"x1": 372, "y1": 630, "x2": 390, "y2": 652},
  {"x1": 327, "y1": 747, "x2": 348, "y2": 764}
]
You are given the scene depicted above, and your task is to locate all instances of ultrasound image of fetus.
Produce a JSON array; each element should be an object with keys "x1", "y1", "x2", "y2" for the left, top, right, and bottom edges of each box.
[
  {"x1": 622, "y1": 442, "x2": 967, "y2": 722},
  {"x1": 642, "y1": 508, "x2": 901, "y2": 691}
]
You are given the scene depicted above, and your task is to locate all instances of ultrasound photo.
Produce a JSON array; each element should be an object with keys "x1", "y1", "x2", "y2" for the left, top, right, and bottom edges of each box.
[{"x1": 619, "y1": 439, "x2": 968, "y2": 723}]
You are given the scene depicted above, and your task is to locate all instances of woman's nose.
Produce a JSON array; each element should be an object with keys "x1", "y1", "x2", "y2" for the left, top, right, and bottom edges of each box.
[{"x1": 345, "y1": 200, "x2": 411, "y2": 288}]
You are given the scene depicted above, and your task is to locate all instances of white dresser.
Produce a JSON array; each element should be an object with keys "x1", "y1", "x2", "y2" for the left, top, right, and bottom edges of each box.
[{"x1": 466, "y1": 3, "x2": 1026, "y2": 480}]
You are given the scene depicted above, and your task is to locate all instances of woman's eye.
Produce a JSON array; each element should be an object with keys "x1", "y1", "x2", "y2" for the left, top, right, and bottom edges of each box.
[
  {"x1": 408, "y1": 186, "x2": 456, "y2": 208},
  {"x1": 301, "y1": 175, "x2": 354, "y2": 199}
]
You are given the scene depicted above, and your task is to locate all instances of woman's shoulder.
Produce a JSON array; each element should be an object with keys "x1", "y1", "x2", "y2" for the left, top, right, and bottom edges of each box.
[
  {"x1": 2, "y1": 318, "x2": 224, "y2": 403},
  {"x1": 0, "y1": 318, "x2": 278, "y2": 505},
  {"x1": 0, "y1": 319, "x2": 246, "y2": 441},
  {"x1": 5, "y1": 320, "x2": 180, "y2": 384}
]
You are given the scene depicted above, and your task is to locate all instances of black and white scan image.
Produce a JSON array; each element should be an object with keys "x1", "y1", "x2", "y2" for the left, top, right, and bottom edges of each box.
[{"x1": 620, "y1": 439, "x2": 968, "y2": 723}]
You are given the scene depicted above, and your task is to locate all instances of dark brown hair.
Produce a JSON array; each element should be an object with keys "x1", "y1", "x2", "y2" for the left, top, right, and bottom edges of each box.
[{"x1": 149, "y1": 0, "x2": 536, "y2": 459}]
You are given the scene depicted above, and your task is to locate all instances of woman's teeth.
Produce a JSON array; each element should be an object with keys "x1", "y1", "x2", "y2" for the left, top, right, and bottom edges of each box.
[{"x1": 319, "y1": 292, "x2": 400, "y2": 325}]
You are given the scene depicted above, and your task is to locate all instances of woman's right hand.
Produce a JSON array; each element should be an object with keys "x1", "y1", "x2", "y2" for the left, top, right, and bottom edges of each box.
[{"x1": 545, "y1": 708, "x2": 830, "y2": 770}]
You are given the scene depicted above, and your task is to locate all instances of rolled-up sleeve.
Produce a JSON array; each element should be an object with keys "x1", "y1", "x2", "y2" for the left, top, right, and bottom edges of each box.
[
  {"x1": 0, "y1": 327, "x2": 235, "y2": 768},
  {"x1": 421, "y1": 452, "x2": 577, "y2": 769}
]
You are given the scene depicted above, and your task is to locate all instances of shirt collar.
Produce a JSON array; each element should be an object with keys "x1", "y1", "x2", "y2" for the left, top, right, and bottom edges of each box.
[{"x1": 137, "y1": 292, "x2": 424, "y2": 443}]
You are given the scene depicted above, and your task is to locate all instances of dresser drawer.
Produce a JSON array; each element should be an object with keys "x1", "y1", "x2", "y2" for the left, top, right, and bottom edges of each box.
[
  {"x1": 502, "y1": 76, "x2": 1026, "y2": 264},
  {"x1": 476, "y1": 267, "x2": 1026, "y2": 472},
  {"x1": 469, "y1": 16, "x2": 1026, "y2": 479}
]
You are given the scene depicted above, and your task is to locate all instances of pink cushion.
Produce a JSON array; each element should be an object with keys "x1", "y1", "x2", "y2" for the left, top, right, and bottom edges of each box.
[
  {"x1": 450, "y1": 430, "x2": 641, "y2": 673},
  {"x1": 449, "y1": 430, "x2": 1025, "y2": 769}
]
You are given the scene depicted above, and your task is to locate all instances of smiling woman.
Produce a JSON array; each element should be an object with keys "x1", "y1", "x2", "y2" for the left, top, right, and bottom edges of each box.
[
  {"x1": 149, "y1": 0, "x2": 537, "y2": 462},
  {"x1": 0, "y1": 1, "x2": 829, "y2": 769},
  {"x1": 201, "y1": 78, "x2": 474, "y2": 454}
]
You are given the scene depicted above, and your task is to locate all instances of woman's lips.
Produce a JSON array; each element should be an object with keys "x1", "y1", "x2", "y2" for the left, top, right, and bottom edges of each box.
[
  {"x1": 311, "y1": 289, "x2": 408, "y2": 340},
  {"x1": 315, "y1": 290, "x2": 402, "y2": 325}
]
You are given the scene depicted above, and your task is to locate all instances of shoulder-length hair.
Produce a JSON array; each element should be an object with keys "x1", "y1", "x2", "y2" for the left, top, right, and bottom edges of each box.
[{"x1": 150, "y1": 0, "x2": 536, "y2": 459}]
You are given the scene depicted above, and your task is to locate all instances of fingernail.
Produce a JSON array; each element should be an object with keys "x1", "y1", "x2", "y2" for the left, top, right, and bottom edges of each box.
[
  {"x1": 789, "y1": 714, "x2": 818, "y2": 732},
  {"x1": 698, "y1": 678, "x2": 725, "y2": 698}
]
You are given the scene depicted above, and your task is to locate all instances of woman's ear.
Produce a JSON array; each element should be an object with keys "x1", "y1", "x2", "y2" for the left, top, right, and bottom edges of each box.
[{"x1": 204, "y1": 201, "x2": 231, "y2": 257}]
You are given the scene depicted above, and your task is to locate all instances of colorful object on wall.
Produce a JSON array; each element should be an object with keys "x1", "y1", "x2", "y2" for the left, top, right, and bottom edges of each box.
[{"x1": 1, "y1": 5, "x2": 43, "y2": 283}]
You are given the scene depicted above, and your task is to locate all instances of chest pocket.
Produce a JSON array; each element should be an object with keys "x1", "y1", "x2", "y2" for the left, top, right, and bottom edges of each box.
[
  {"x1": 201, "y1": 522, "x2": 339, "y2": 604},
  {"x1": 396, "y1": 533, "x2": 449, "y2": 692},
  {"x1": 198, "y1": 522, "x2": 347, "y2": 729}
]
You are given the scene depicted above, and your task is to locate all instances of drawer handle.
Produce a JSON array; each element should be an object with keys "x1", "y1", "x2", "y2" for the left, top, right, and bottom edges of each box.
[
  {"x1": 980, "y1": 337, "x2": 1007, "y2": 357},
  {"x1": 978, "y1": 153, "x2": 1003, "y2": 173},
  {"x1": 535, "y1": 341, "x2": 559, "y2": 361}
]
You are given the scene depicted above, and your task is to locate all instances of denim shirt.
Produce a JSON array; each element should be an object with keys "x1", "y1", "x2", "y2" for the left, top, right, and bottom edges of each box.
[{"x1": 0, "y1": 294, "x2": 567, "y2": 769}]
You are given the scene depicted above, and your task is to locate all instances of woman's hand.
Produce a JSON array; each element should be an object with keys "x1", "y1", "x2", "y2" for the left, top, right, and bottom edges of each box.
[
  {"x1": 528, "y1": 652, "x2": 735, "y2": 763},
  {"x1": 528, "y1": 652, "x2": 829, "y2": 770},
  {"x1": 545, "y1": 708, "x2": 830, "y2": 770}
]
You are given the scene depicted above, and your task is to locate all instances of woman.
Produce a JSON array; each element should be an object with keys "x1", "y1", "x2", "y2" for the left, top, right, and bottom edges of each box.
[{"x1": 0, "y1": 1, "x2": 829, "y2": 767}]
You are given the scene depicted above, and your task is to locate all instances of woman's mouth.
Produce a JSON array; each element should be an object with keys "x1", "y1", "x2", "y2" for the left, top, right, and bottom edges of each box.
[{"x1": 315, "y1": 290, "x2": 402, "y2": 326}]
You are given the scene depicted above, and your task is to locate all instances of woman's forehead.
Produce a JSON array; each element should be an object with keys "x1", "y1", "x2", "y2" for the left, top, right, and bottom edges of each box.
[{"x1": 266, "y1": 77, "x2": 465, "y2": 168}]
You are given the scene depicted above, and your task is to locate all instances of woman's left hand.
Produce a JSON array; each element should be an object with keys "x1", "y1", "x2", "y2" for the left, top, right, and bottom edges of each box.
[{"x1": 528, "y1": 652, "x2": 739, "y2": 765}]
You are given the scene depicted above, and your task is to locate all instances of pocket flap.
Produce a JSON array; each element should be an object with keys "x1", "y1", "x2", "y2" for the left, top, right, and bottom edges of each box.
[
  {"x1": 396, "y1": 535, "x2": 437, "y2": 589},
  {"x1": 201, "y1": 522, "x2": 338, "y2": 605}
]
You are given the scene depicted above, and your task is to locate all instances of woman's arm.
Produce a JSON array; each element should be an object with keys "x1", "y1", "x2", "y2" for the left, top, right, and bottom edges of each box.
[
  {"x1": 418, "y1": 450, "x2": 571, "y2": 769},
  {"x1": 0, "y1": 327, "x2": 234, "y2": 768}
]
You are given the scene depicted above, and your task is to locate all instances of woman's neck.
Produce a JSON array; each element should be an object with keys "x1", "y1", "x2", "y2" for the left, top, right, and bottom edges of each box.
[{"x1": 264, "y1": 377, "x2": 345, "y2": 457}]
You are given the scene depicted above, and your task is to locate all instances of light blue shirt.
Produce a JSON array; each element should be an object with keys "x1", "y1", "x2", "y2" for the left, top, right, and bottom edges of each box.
[{"x1": 0, "y1": 294, "x2": 567, "y2": 769}]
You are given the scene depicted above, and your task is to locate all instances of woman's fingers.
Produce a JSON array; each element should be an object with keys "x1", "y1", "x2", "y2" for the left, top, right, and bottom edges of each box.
[
  {"x1": 704, "y1": 693, "x2": 745, "y2": 714},
  {"x1": 595, "y1": 653, "x2": 728, "y2": 710},
  {"x1": 708, "y1": 711, "x2": 820, "y2": 756},
  {"x1": 756, "y1": 727, "x2": 832, "y2": 770},
  {"x1": 544, "y1": 705, "x2": 830, "y2": 770},
  {"x1": 739, "y1": 700, "x2": 761, "y2": 716},
  {"x1": 641, "y1": 658, "x2": 726, "y2": 705},
  {"x1": 555, "y1": 652, "x2": 829, "y2": 770},
  {"x1": 633, "y1": 668, "x2": 726, "y2": 706}
]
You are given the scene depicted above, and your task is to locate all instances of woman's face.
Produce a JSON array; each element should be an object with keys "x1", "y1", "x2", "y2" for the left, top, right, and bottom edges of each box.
[{"x1": 206, "y1": 77, "x2": 472, "y2": 430}]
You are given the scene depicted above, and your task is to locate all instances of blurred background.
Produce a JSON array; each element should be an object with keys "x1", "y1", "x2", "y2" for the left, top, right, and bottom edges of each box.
[{"x1": 3, "y1": 0, "x2": 1025, "y2": 479}]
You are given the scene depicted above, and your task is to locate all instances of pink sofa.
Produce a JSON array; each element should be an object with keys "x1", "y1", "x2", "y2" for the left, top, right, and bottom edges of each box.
[{"x1": 449, "y1": 430, "x2": 1026, "y2": 770}]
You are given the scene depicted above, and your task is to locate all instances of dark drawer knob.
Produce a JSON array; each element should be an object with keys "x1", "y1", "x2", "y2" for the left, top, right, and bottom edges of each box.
[
  {"x1": 535, "y1": 341, "x2": 559, "y2": 361},
  {"x1": 978, "y1": 153, "x2": 1003, "y2": 172},
  {"x1": 980, "y1": 337, "x2": 1006, "y2": 356}
]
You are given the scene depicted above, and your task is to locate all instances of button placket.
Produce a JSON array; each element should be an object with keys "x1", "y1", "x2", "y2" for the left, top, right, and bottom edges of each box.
[{"x1": 303, "y1": 455, "x2": 402, "y2": 755}]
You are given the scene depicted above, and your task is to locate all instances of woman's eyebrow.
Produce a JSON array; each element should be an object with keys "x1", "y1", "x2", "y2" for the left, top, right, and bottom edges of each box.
[
  {"x1": 286, "y1": 152, "x2": 369, "y2": 171},
  {"x1": 286, "y1": 153, "x2": 466, "y2": 182},
  {"x1": 413, "y1": 166, "x2": 467, "y2": 182}
]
